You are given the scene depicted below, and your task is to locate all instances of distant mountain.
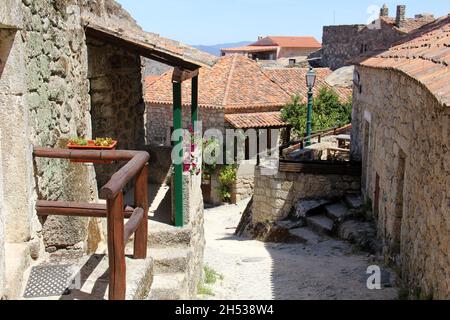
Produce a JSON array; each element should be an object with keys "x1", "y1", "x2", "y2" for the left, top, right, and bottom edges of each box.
[{"x1": 193, "y1": 41, "x2": 252, "y2": 57}]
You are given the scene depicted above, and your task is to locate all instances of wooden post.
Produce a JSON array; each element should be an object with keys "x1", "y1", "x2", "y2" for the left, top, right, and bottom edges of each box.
[
  {"x1": 173, "y1": 81, "x2": 184, "y2": 227},
  {"x1": 191, "y1": 75, "x2": 198, "y2": 126},
  {"x1": 256, "y1": 129, "x2": 260, "y2": 166},
  {"x1": 133, "y1": 164, "x2": 148, "y2": 259},
  {"x1": 107, "y1": 192, "x2": 126, "y2": 300}
]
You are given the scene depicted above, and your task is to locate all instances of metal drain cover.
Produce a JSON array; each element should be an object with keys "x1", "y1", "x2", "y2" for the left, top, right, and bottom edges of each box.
[{"x1": 23, "y1": 264, "x2": 78, "y2": 298}]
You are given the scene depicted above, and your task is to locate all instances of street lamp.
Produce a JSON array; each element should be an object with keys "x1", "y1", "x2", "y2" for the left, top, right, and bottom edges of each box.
[{"x1": 305, "y1": 67, "x2": 316, "y2": 146}]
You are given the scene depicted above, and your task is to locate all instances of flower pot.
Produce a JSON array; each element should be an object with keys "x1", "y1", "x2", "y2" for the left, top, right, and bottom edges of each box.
[{"x1": 67, "y1": 140, "x2": 118, "y2": 164}]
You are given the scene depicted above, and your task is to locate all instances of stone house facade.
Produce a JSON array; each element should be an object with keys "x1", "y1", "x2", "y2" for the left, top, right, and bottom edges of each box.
[
  {"x1": 221, "y1": 36, "x2": 322, "y2": 61},
  {"x1": 351, "y1": 15, "x2": 450, "y2": 299},
  {"x1": 321, "y1": 5, "x2": 435, "y2": 70},
  {"x1": 0, "y1": 0, "x2": 212, "y2": 299}
]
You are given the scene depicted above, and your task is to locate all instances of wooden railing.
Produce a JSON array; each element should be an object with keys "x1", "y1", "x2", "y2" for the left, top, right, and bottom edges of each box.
[
  {"x1": 279, "y1": 124, "x2": 352, "y2": 157},
  {"x1": 279, "y1": 159, "x2": 361, "y2": 176},
  {"x1": 33, "y1": 147, "x2": 150, "y2": 300}
]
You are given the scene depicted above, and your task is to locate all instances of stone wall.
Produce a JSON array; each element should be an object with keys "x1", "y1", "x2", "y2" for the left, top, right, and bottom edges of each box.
[
  {"x1": 0, "y1": 129, "x2": 4, "y2": 298},
  {"x1": 351, "y1": 65, "x2": 449, "y2": 299},
  {"x1": 181, "y1": 173, "x2": 205, "y2": 297},
  {"x1": 278, "y1": 47, "x2": 317, "y2": 59},
  {"x1": 88, "y1": 37, "x2": 145, "y2": 187},
  {"x1": 235, "y1": 161, "x2": 256, "y2": 202},
  {"x1": 322, "y1": 21, "x2": 404, "y2": 70},
  {"x1": 21, "y1": 0, "x2": 102, "y2": 251},
  {"x1": 145, "y1": 103, "x2": 225, "y2": 146},
  {"x1": 0, "y1": 0, "x2": 145, "y2": 298},
  {"x1": 252, "y1": 167, "x2": 360, "y2": 224}
]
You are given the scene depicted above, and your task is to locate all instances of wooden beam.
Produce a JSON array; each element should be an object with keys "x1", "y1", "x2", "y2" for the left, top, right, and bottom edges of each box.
[
  {"x1": 191, "y1": 75, "x2": 199, "y2": 126},
  {"x1": 172, "y1": 67, "x2": 200, "y2": 83},
  {"x1": 279, "y1": 160, "x2": 362, "y2": 176},
  {"x1": 133, "y1": 165, "x2": 148, "y2": 259},
  {"x1": 36, "y1": 200, "x2": 134, "y2": 218},
  {"x1": 107, "y1": 192, "x2": 126, "y2": 300}
]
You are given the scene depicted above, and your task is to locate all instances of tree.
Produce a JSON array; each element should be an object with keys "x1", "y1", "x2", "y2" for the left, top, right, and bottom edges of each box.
[{"x1": 281, "y1": 86, "x2": 352, "y2": 136}]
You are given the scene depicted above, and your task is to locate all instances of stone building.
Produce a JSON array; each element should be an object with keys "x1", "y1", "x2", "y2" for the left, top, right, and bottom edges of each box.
[
  {"x1": 321, "y1": 4, "x2": 436, "y2": 70},
  {"x1": 351, "y1": 15, "x2": 449, "y2": 299},
  {"x1": 221, "y1": 36, "x2": 321, "y2": 61},
  {"x1": 0, "y1": 0, "x2": 213, "y2": 299},
  {"x1": 145, "y1": 55, "x2": 351, "y2": 204},
  {"x1": 145, "y1": 54, "x2": 291, "y2": 204}
]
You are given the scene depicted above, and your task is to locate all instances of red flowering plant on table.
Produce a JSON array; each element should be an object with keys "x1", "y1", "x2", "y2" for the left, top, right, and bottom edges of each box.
[{"x1": 183, "y1": 126, "x2": 201, "y2": 176}]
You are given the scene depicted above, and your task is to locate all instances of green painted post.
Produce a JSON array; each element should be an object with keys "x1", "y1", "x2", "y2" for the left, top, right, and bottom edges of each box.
[
  {"x1": 306, "y1": 88, "x2": 313, "y2": 146},
  {"x1": 173, "y1": 81, "x2": 184, "y2": 227},
  {"x1": 191, "y1": 75, "x2": 198, "y2": 126}
]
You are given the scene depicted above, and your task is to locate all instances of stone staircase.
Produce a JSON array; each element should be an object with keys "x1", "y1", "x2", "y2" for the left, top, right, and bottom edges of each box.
[
  {"x1": 281, "y1": 193, "x2": 379, "y2": 251},
  {"x1": 145, "y1": 220, "x2": 193, "y2": 300}
]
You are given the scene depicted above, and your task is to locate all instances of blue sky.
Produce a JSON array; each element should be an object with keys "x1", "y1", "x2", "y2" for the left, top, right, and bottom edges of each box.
[{"x1": 116, "y1": 0, "x2": 449, "y2": 45}]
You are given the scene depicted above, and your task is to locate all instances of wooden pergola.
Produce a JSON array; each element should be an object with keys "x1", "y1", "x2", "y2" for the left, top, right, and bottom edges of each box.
[{"x1": 84, "y1": 23, "x2": 208, "y2": 227}]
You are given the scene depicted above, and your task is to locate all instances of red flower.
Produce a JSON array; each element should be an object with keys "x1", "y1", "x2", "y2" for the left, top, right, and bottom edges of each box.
[{"x1": 183, "y1": 164, "x2": 190, "y2": 172}]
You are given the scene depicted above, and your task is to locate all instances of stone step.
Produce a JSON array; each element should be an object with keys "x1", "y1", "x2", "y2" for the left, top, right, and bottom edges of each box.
[
  {"x1": 148, "y1": 220, "x2": 192, "y2": 248},
  {"x1": 306, "y1": 214, "x2": 334, "y2": 235},
  {"x1": 344, "y1": 194, "x2": 364, "y2": 209},
  {"x1": 289, "y1": 227, "x2": 324, "y2": 244},
  {"x1": 21, "y1": 253, "x2": 153, "y2": 300},
  {"x1": 147, "y1": 273, "x2": 188, "y2": 300},
  {"x1": 325, "y1": 203, "x2": 353, "y2": 222},
  {"x1": 148, "y1": 247, "x2": 191, "y2": 274}
]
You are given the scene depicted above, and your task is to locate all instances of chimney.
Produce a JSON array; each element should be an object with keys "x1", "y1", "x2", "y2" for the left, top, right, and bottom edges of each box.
[
  {"x1": 396, "y1": 5, "x2": 406, "y2": 28},
  {"x1": 380, "y1": 4, "x2": 389, "y2": 17}
]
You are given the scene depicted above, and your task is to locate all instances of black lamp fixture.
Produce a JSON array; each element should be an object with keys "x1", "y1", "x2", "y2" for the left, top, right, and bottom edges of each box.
[{"x1": 306, "y1": 67, "x2": 316, "y2": 90}]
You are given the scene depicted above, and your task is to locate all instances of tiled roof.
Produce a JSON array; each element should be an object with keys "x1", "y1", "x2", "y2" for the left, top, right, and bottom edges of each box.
[
  {"x1": 225, "y1": 112, "x2": 290, "y2": 129},
  {"x1": 221, "y1": 46, "x2": 278, "y2": 53},
  {"x1": 251, "y1": 36, "x2": 322, "y2": 48},
  {"x1": 263, "y1": 68, "x2": 353, "y2": 103},
  {"x1": 145, "y1": 75, "x2": 161, "y2": 85},
  {"x1": 355, "y1": 15, "x2": 450, "y2": 107},
  {"x1": 145, "y1": 55, "x2": 291, "y2": 109},
  {"x1": 380, "y1": 16, "x2": 436, "y2": 34},
  {"x1": 81, "y1": 6, "x2": 217, "y2": 69}
]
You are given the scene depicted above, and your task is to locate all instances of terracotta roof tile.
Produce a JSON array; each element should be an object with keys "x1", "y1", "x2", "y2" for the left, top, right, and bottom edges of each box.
[
  {"x1": 225, "y1": 112, "x2": 289, "y2": 129},
  {"x1": 221, "y1": 46, "x2": 278, "y2": 53},
  {"x1": 263, "y1": 68, "x2": 352, "y2": 103},
  {"x1": 355, "y1": 15, "x2": 450, "y2": 107},
  {"x1": 251, "y1": 36, "x2": 322, "y2": 48},
  {"x1": 145, "y1": 55, "x2": 291, "y2": 109}
]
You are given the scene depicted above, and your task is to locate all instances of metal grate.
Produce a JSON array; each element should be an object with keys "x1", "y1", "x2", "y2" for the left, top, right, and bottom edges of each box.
[{"x1": 23, "y1": 264, "x2": 78, "y2": 298}]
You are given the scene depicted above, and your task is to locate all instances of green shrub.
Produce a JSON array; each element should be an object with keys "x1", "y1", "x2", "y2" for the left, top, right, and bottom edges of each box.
[
  {"x1": 217, "y1": 165, "x2": 237, "y2": 202},
  {"x1": 281, "y1": 86, "x2": 352, "y2": 136}
]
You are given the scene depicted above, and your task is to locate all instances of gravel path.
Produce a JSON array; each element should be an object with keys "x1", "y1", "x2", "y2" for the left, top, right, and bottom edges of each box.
[{"x1": 202, "y1": 200, "x2": 398, "y2": 300}]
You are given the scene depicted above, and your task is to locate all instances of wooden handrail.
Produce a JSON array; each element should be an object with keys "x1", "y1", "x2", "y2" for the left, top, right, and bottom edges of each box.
[
  {"x1": 33, "y1": 147, "x2": 142, "y2": 161},
  {"x1": 33, "y1": 147, "x2": 149, "y2": 300},
  {"x1": 36, "y1": 200, "x2": 135, "y2": 218},
  {"x1": 279, "y1": 124, "x2": 352, "y2": 156},
  {"x1": 99, "y1": 152, "x2": 149, "y2": 199},
  {"x1": 124, "y1": 207, "x2": 144, "y2": 244}
]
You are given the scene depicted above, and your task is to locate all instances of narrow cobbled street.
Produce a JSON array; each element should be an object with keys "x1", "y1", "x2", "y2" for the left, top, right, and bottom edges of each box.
[{"x1": 202, "y1": 200, "x2": 399, "y2": 300}]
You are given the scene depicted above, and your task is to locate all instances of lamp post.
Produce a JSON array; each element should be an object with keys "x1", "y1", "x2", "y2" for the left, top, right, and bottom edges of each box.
[{"x1": 305, "y1": 67, "x2": 316, "y2": 146}]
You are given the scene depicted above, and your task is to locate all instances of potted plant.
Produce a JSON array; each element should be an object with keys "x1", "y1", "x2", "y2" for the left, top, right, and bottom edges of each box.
[{"x1": 67, "y1": 137, "x2": 117, "y2": 163}]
